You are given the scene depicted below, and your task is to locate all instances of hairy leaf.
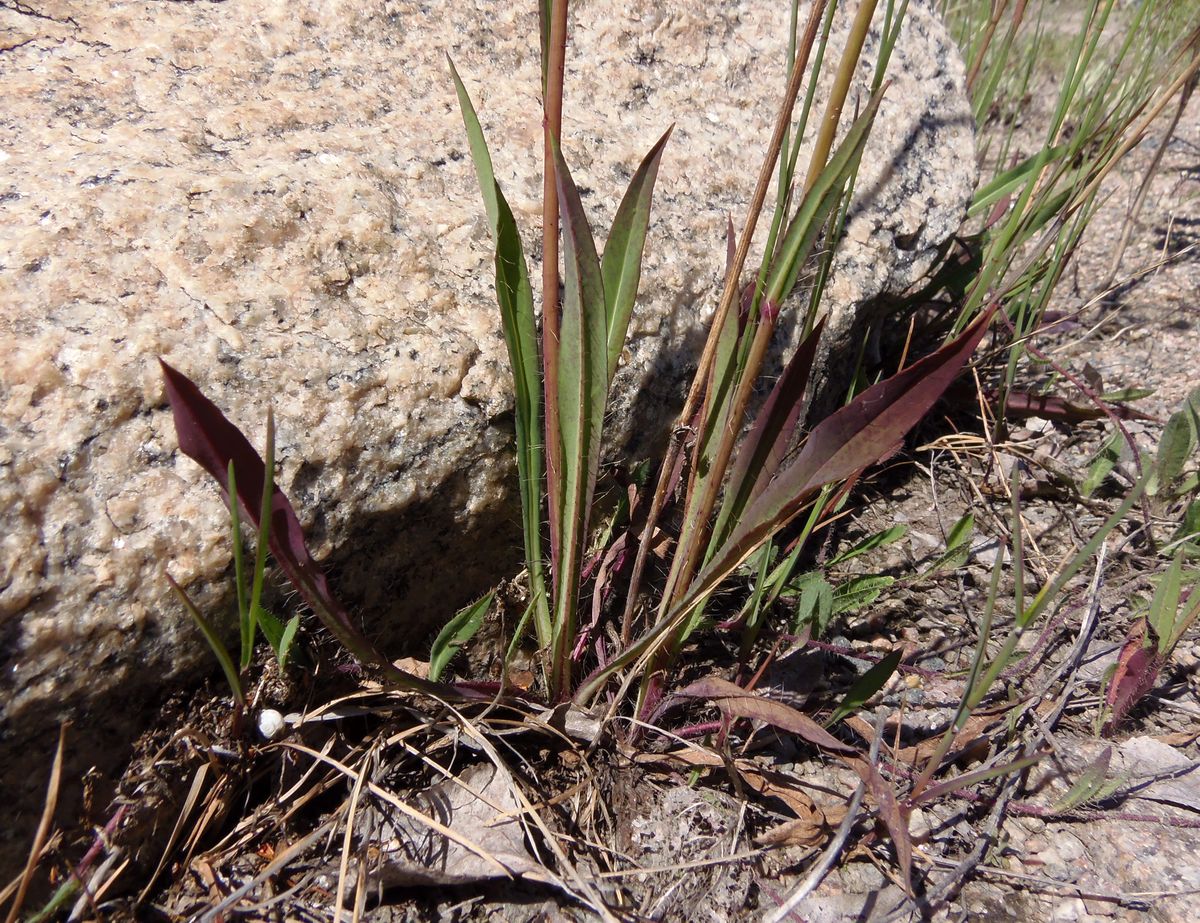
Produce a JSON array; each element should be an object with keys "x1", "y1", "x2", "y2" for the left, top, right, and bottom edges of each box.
[
  {"x1": 1104, "y1": 619, "x2": 1164, "y2": 732},
  {"x1": 829, "y1": 523, "x2": 907, "y2": 566},
  {"x1": 1050, "y1": 746, "x2": 1119, "y2": 814},
  {"x1": 791, "y1": 571, "x2": 834, "y2": 635},
  {"x1": 1083, "y1": 430, "x2": 1123, "y2": 497},
  {"x1": 923, "y1": 512, "x2": 974, "y2": 575},
  {"x1": 832, "y1": 575, "x2": 894, "y2": 614},
  {"x1": 1148, "y1": 553, "x2": 1184, "y2": 655}
]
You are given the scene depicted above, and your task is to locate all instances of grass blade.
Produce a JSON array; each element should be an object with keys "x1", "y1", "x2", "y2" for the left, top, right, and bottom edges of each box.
[
  {"x1": 602, "y1": 127, "x2": 673, "y2": 383},
  {"x1": 167, "y1": 572, "x2": 243, "y2": 705}
]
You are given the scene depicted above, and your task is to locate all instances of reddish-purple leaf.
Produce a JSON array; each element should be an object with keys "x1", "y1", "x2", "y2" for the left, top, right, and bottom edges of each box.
[
  {"x1": 681, "y1": 676, "x2": 857, "y2": 753},
  {"x1": 849, "y1": 757, "x2": 913, "y2": 893},
  {"x1": 1000, "y1": 390, "x2": 1154, "y2": 423},
  {"x1": 712, "y1": 318, "x2": 825, "y2": 547},
  {"x1": 983, "y1": 192, "x2": 1011, "y2": 230},
  {"x1": 159, "y1": 360, "x2": 445, "y2": 696},
  {"x1": 1105, "y1": 619, "x2": 1165, "y2": 732},
  {"x1": 678, "y1": 303, "x2": 999, "y2": 617}
]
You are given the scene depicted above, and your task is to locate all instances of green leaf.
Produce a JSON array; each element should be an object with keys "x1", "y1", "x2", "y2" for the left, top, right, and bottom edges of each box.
[
  {"x1": 255, "y1": 604, "x2": 285, "y2": 649},
  {"x1": 601, "y1": 127, "x2": 672, "y2": 383},
  {"x1": 278, "y1": 615, "x2": 300, "y2": 670},
  {"x1": 1171, "y1": 499, "x2": 1200, "y2": 554},
  {"x1": 448, "y1": 58, "x2": 499, "y2": 232},
  {"x1": 243, "y1": 409, "x2": 276, "y2": 671},
  {"x1": 451, "y1": 59, "x2": 550, "y2": 649},
  {"x1": 1154, "y1": 408, "x2": 1195, "y2": 496},
  {"x1": 1050, "y1": 746, "x2": 1123, "y2": 814},
  {"x1": 829, "y1": 524, "x2": 907, "y2": 566},
  {"x1": 833, "y1": 575, "x2": 894, "y2": 614},
  {"x1": 167, "y1": 573, "x2": 243, "y2": 705},
  {"x1": 1100, "y1": 387, "x2": 1154, "y2": 403},
  {"x1": 923, "y1": 512, "x2": 975, "y2": 575},
  {"x1": 551, "y1": 143, "x2": 609, "y2": 698},
  {"x1": 1148, "y1": 552, "x2": 1184, "y2": 655},
  {"x1": 970, "y1": 143, "x2": 1071, "y2": 216},
  {"x1": 827, "y1": 649, "x2": 903, "y2": 726},
  {"x1": 227, "y1": 461, "x2": 250, "y2": 666},
  {"x1": 1083, "y1": 430, "x2": 1122, "y2": 497},
  {"x1": 429, "y1": 592, "x2": 494, "y2": 682},
  {"x1": 792, "y1": 572, "x2": 834, "y2": 636}
]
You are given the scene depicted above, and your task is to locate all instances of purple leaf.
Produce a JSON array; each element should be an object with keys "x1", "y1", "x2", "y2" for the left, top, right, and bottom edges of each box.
[
  {"x1": 850, "y1": 756, "x2": 913, "y2": 893},
  {"x1": 1105, "y1": 621, "x2": 1165, "y2": 732},
  {"x1": 682, "y1": 303, "x2": 999, "y2": 616},
  {"x1": 159, "y1": 360, "x2": 446, "y2": 696},
  {"x1": 1000, "y1": 390, "x2": 1154, "y2": 423},
  {"x1": 681, "y1": 676, "x2": 857, "y2": 754}
]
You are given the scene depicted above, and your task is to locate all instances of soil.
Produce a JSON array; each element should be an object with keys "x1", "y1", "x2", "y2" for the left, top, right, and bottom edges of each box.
[{"x1": 7, "y1": 18, "x2": 1200, "y2": 923}]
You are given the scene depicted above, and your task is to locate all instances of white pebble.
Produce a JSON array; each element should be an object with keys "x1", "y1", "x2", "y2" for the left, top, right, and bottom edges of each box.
[{"x1": 257, "y1": 709, "x2": 286, "y2": 740}]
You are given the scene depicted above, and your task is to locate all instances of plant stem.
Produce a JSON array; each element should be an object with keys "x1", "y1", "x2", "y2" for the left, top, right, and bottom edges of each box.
[
  {"x1": 803, "y1": 0, "x2": 879, "y2": 194},
  {"x1": 668, "y1": 0, "x2": 879, "y2": 609},
  {"x1": 542, "y1": 0, "x2": 569, "y2": 588},
  {"x1": 620, "y1": 0, "x2": 830, "y2": 639}
]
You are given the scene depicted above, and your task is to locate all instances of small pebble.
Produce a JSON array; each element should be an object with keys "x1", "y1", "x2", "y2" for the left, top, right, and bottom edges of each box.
[{"x1": 257, "y1": 708, "x2": 286, "y2": 740}]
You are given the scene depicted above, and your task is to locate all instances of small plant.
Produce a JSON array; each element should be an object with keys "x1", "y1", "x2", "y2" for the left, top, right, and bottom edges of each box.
[
  {"x1": 135, "y1": 1, "x2": 1200, "y2": 914},
  {"x1": 446, "y1": 0, "x2": 1008, "y2": 717},
  {"x1": 164, "y1": 407, "x2": 298, "y2": 706}
]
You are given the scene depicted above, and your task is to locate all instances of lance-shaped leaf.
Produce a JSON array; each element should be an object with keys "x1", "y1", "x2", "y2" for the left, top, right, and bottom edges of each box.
[
  {"x1": 576, "y1": 303, "x2": 999, "y2": 706},
  {"x1": 999, "y1": 390, "x2": 1154, "y2": 423},
  {"x1": 680, "y1": 676, "x2": 856, "y2": 753},
  {"x1": 848, "y1": 756, "x2": 913, "y2": 894},
  {"x1": 827, "y1": 649, "x2": 903, "y2": 726},
  {"x1": 551, "y1": 142, "x2": 609, "y2": 698},
  {"x1": 159, "y1": 360, "x2": 444, "y2": 697},
  {"x1": 683, "y1": 301, "x2": 999, "y2": 619},
  {"x1": 450, "y1": 59, "x2": 550, "y2": 647},
  {"x1": 429, "y1": 591, "x2": 494, "y2": 682},
  {"x1": 601, "y1": 126, "x2": 672, "y2": 383},
  {"x1": 712, "y1": 318, "x2": 826, "y2": 547},
  {"x1": 1050, "y1": 746, "x2": 1121, "y2": 814}
]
